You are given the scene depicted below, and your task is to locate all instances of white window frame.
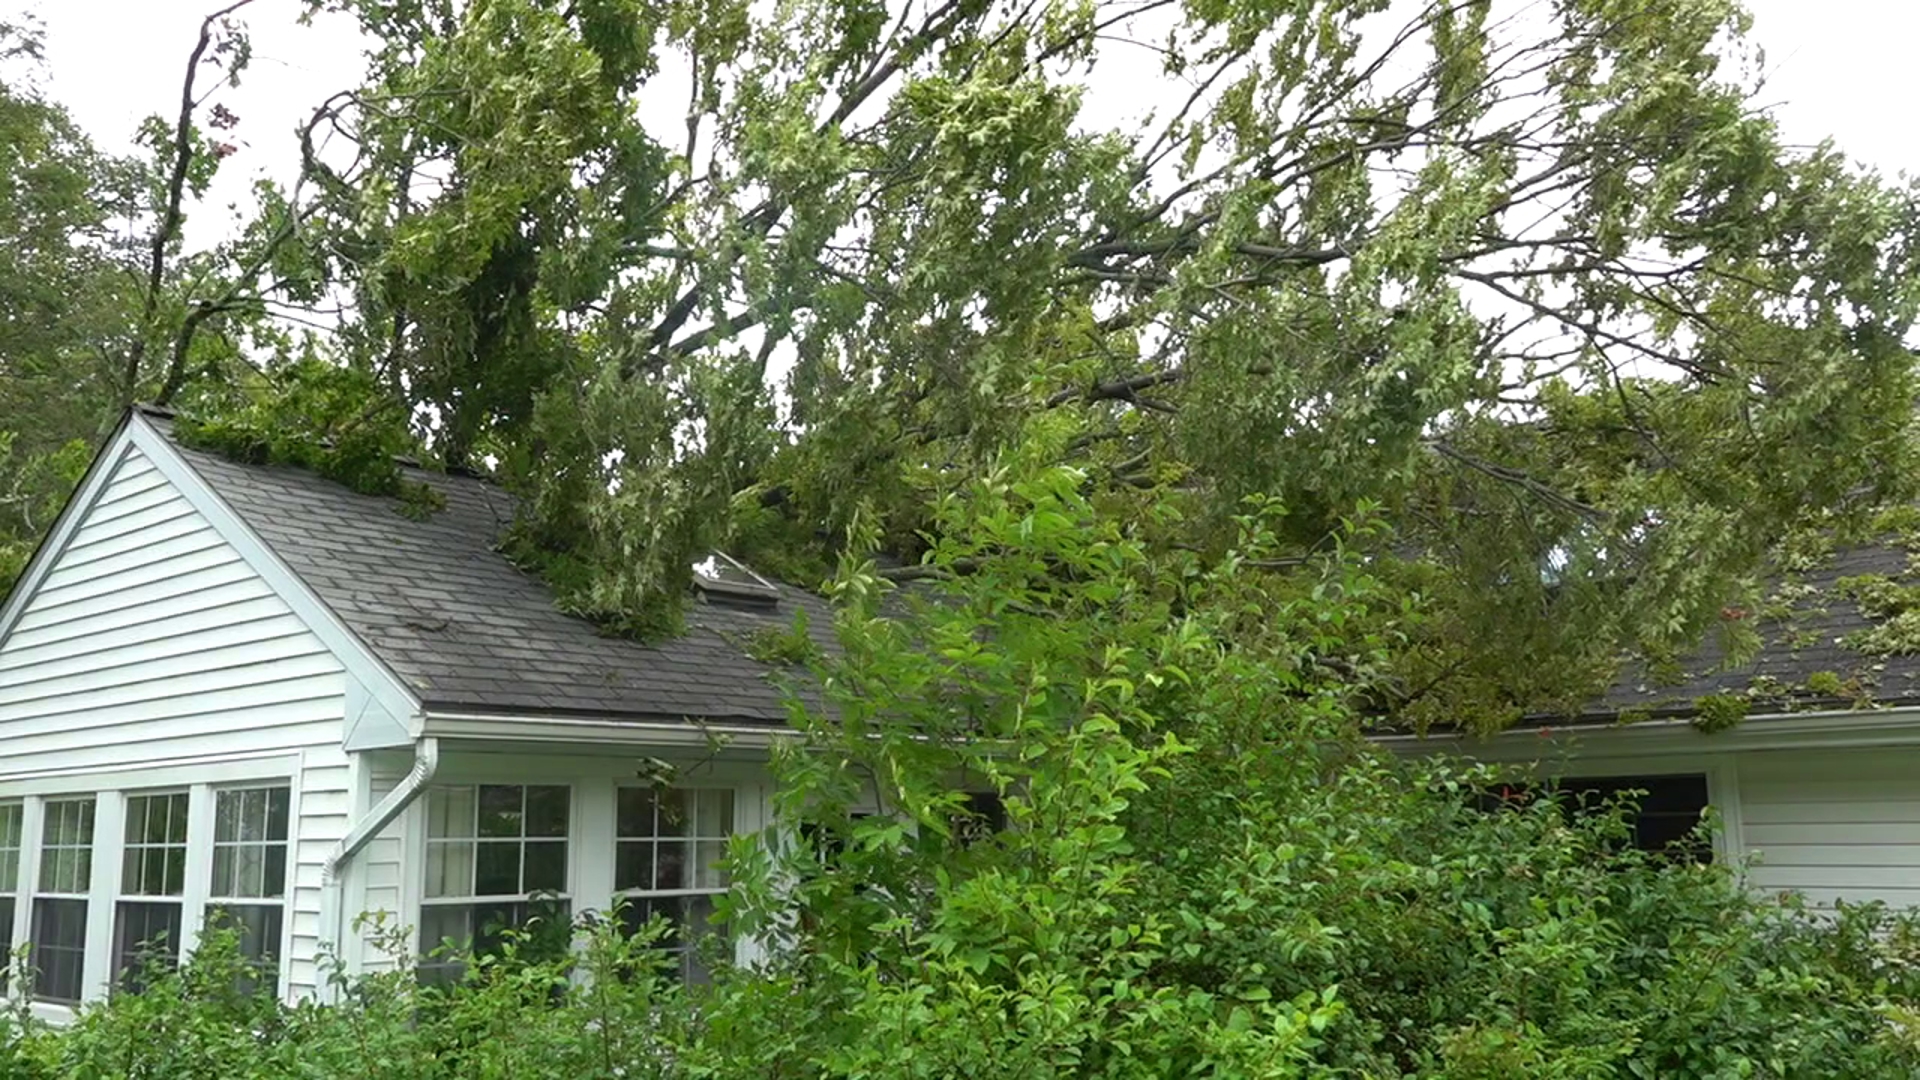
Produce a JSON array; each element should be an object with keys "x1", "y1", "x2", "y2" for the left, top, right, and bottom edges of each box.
[
  {"x1": 0, "y1": 759, "x2": 299, "y2": 1015},
  {"x1": 204, "y1": 784, "x2": 294, "y2": 995},
  {"x1": 403, "y1": 759, "x2": 771, "y2": 976},
  {"x1": 112, "y1": 789, "x2": 191, "y2": 988},
  {"x1": 613, "y1": 785, "x2": 736, "y2": 981},
  {"x1": 29, "y1": 796, "x2": 97, "y2": 1005},
  {"x1": 417, "y1": 783, "x2": 575, "y2": 978}
]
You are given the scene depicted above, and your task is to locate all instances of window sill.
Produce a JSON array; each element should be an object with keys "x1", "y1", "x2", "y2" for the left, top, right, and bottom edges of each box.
[{"x1": 27, "y1": 999, "x2": 77, "y2": 1026}]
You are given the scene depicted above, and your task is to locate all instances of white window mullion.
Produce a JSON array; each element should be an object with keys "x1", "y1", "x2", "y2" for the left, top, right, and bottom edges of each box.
[
  {"x1": 574, "y1": 779, "x2": 615, "y2": 918},
  {"x1": 5, "y1": 798, "x2": 36, "y2": 981},
  {"x1": 81, "y1": 790, "x2": 125, "y2": 1004},
  {"x1": 179, "y1": 784, "x2": 216, "y2": 958}
]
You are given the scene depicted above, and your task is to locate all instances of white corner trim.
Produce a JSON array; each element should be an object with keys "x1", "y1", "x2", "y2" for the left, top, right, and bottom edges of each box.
[
  {"x1": 1377, "y1": 706, "x2": 1920, "y2": 759},
  {"x1": 420, "y1": 710, "x2": 790, "y2": 749},
  {"x1": 124, "y1": 415, "x2": 423, "y2": 732},
  {"x1": 0, "y1": 420, "x2": 136, "y2": 646}
]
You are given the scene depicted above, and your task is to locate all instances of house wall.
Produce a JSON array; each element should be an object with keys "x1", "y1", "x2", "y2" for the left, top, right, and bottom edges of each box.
[
  {"x1": 0, "y1": 443, "x2": 355, "y2": 1007},
  {"x1": 1737, "y1": 746, "x2": 1920, "y2": 909}
]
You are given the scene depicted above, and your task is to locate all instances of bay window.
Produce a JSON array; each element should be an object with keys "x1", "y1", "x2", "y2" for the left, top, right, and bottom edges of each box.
[
  {"x1": 421, "y1": 784, "x2": 571, "y2": 981},
  {"x1": 615, "y1": 787, "x2": 732, "y2": 982},
  {"x1": 113, "y1": 791, "x2": 189, "y2": 989},
  {"x1": 31, "y1": 798, "x2": 94, "y2": 1004},
  {"x1": 207, "y1": 786, "x2": 291, "y2": 992}
]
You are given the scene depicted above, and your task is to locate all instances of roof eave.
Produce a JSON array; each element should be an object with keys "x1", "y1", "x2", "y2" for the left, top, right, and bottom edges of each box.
[
  {"x1": 417, "y1": 706, "x2": 793, "y2": 750},
  {"x1": 1375, "y1": 702, "x2": 1920, "y2": 759}
]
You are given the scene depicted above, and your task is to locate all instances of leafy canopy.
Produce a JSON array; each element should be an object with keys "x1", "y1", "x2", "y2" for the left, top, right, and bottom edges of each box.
[{"x1": 226, "y1": 0, "x2": 1920, "y2": 720}]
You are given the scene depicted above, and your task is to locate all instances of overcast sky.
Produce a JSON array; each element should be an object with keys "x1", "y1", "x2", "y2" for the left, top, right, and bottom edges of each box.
[{"x1": 11, "y1": 0, "x2": 1917, "y2": 245}]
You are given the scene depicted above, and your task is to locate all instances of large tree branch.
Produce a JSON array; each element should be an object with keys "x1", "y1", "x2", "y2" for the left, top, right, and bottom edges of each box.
[{"x1": 125, "y1": 0, "x2": 260, "y2": 406}]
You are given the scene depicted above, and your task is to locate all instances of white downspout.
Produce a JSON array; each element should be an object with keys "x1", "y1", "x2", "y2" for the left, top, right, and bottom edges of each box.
[{"x1": 319, "y1": 737, "x2": 439, "y2": 999}]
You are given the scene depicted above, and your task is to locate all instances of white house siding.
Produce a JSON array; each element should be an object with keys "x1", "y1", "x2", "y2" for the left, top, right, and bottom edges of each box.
[
  {"x1": 1737, "y1": 747, "x2": 1920, "y2": 910},
  {"x1": 0, "y1": 444, "x2": 354, "y2": 1001},
  {"x1": 352, "y1": 757, "x2": 411, "y2": 975}
]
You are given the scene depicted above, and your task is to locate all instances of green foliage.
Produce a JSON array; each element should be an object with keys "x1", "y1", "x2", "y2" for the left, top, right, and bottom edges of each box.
[
  {"x1": 1835, "y1": 573, "x2": 1920, "y2": 656},
  {"x1": 1804, "y1": 670, "x2": 1847, "y2": 698},
  {"x1": 173, "y1": 357, "x2": 437, "y2": 512},
  {"x1": 288, "y1": 0, "x2": 1920, "y2": 710},
  {"x1": 13, "y1": 462, "x2": 1920, "y2": 1077},
  {"x1": 740, "y1": 610, "x2": 817, "y2": 666},
  {"x1": 1689, "y1": 693, "x2": 1748, "y2": 734}
]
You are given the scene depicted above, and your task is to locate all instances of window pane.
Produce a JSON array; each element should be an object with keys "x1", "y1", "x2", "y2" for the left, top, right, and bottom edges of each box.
[
  {"x1": 656, "y1": 841, "x2": 688, "y2": 890},
  {"x1": 418, "y1": 899, "x2": 573, "y2": 985},
  {"x1": 206, "y1": 903, "x2": 283, "y2": 997},
  {"x1": 264, "y1": 788, "x2": 290, "y2": 843},
  {"x1": 526, "y1": 787, "x2": 569, "y2": 838},
  {"x1": 694, "y1": 840, "x2": 728, "y2": 890},
  {"x1": 30, "y1": 897, "x2": 87, "y2": 1004},
  {"x1": 215, "y1": 791, "x2": 242, "y2": 843},
  {"x1": 427, "y1": 787, "x2": 475, "y2": 840},
  {"x1": 617, "y1": 788, "x2": 656, "y2": 839},
  {"x1": 618, "y1": 894, "x2": 724, "y2": 984},
  {"x1": 656, "y1": 791, "x2": 690, "y2": 837},
  {"x1": 615, "y1": 842, "x2": 653, "y2": 892},
  {"x1": 113, "y1": 900, "x2": 183, "y2": 991},
  {"x1": 477, "y1": 786, "x2": 523, "y2": 838},
  {"x1": 0, "y1": 803, "x2": 19, "y2": 847},
  {"x1": 212, "y1": 847, "x2": 236, "y2": 898},
  {"x1": 695, "y1": 791, "x2": 734, "y2": 837},
  {"x1": 263, "y1": 844, "x2": 287, "y2": 899},
  {"x1": 0, "y1": 850, "x2": 16, "y2": 895},
  {"x1": 474, "y1": 842, "x2": 520, "y2": 895},
  {"x1": 523, "y1": 841, "x2": 566, "y2": 893},
  {"x1": 426, "y1": 841, "x2": 475, "y2": 900}
]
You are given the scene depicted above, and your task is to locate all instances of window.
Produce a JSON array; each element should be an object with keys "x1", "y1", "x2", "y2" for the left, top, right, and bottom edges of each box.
[
  {"x1": 32, "y1": 798, "x2": 94, "y2": 1003},
  {"x1": 114, "y1": 792, "x2": 189, "y2": 990},
  {"x1": 615, "y1": 788, "x2": 732, "y2": 982},
  {"x1": 207, "y1": 786, "x2": 290, "y2": 993},
  {"x1": 0, "y1": 802, "x2": 20, "y2": 982},
  {"x1": 421, "y1": 785, "x2": 570, "y2": 981},
  {"x1": 1556, "y1": 774, "x2": 1712, "y2": 863}
]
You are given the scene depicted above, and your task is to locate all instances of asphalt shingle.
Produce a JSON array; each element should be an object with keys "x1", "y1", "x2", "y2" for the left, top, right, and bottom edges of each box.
[
  {"x1": 1591, "y1": 541, "x2": 1920, "y2": 718},
  {"x1": 153, "y1": 418, "x2": 833, "y2": 725}
]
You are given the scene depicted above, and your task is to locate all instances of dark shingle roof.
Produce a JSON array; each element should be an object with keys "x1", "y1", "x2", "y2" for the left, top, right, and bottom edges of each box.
[
  {"x1": 155, "y1": 418, "x2": 832, "y2": 724},
  {"x1": 1591, "y1": 541, "x2": 1920, "y2": 718}
]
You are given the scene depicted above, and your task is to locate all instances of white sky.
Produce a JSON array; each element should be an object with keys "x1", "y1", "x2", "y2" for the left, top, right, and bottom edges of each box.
[{"x1": 10, "y1": 0, "x2": 1918, "y2": 245}]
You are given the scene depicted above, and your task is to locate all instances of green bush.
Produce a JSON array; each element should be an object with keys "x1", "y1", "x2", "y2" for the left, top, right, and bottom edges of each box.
[{"x1": 9, "y1": 464, "x2": 1920, "y2": 1077}]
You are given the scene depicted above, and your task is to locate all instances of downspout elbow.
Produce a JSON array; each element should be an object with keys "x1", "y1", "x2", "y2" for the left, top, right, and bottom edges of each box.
[{"x1": 323, "y1": 736, "x2": 440, "y2": 886}]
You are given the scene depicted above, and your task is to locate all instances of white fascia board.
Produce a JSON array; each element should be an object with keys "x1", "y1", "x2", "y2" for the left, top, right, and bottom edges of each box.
[
  {"x1": 125, "y1": 415, "x2": 423, "y2": 734},
  {"x1": 1376, "y1": 706, "x2": 1920, "y2": 760},
  {"x1": 0, "y1": 415, "x2": 137, "y2": 646},
  {"x1": 420, "y1": 709, "x2": 790, "y2": 750}
]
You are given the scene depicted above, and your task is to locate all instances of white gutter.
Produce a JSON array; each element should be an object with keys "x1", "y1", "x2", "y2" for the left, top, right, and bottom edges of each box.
[
  {"x1": 420, "y1": 710, "x2": 790, "y2": 748},
  {"x1": 318, "y1": 736, "x2": 438, "y2": 997},
  {"x1": 1375, "y1": 705, "x2": 1920, "y2": 759}
]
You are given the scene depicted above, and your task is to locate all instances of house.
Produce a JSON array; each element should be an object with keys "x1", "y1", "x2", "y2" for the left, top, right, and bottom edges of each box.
[
  {"x1": 1381, "y1": 536, "x2": 1920, "y2": 909},
  {"x1": 0, "y1": 406, "x2": 835, "y2": 1016}
]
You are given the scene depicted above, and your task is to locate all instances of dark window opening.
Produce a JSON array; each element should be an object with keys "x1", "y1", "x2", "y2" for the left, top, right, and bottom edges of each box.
[
  {"x1": 112, "y1": 901, "x2": 183, "y2": 992},
  {"x1": 1555, "y1": 773, "x2": 1712, "y2": 863},
  {"x1": 30, "y1": 898, "x2": 87, "y2": 1004}
]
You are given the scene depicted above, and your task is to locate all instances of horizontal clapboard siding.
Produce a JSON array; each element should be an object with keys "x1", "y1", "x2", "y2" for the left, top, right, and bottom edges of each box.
[
  {"x1": 0, "y1": 443, "x2": 357, "y2": 1002},
  {"x1": 1738, "y1": 748, "x2": 1920, "y2": 908},
  {"x1": 354, "y1": 765, "x2": 409, "y2": 975},
  {"x1": 0, "y1": 446, "x2": 347, "y2": 771}
]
